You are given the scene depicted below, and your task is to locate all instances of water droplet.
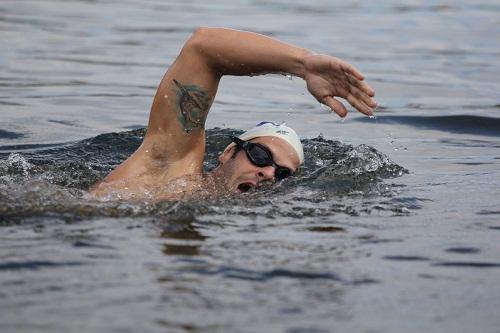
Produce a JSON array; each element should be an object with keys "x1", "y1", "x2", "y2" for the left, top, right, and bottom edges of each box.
[{"x1": 286, "y1": 74, "x2": 293, "y2": 80}]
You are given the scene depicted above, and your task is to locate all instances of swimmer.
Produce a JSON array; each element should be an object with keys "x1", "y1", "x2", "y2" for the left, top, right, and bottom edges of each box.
[{"x1": 91, "y1": 27, "x2": 377, "y2": 200}]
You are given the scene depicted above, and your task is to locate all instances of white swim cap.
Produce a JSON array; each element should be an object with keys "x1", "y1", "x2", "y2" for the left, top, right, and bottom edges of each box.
[{"x1": 238, "y1": 121, "x2": 304, "y2": 164}]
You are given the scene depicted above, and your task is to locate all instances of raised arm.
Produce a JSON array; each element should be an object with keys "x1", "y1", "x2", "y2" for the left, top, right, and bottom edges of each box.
[
  {"x1": 103, "y1": 27, "x2": 376, "y2": 183},
  {"x1": 145, "y1": 27, "x2": 316, "y2": 162}
]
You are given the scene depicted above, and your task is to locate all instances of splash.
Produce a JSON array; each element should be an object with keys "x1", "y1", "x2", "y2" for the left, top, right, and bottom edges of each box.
[{"x1": 0, "y1": 128, "x2": 408, "y2": 225}]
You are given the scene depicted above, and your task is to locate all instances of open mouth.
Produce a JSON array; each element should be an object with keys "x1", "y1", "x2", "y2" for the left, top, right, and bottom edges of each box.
[{"x1": 237, "y1": 182, "x2": 254, "y2": 193}]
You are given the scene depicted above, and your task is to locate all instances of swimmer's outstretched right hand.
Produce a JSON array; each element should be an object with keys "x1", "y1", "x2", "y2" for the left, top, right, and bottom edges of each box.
[{"x1": 303, "y1": 54, "x2": 377, "y2": 118}]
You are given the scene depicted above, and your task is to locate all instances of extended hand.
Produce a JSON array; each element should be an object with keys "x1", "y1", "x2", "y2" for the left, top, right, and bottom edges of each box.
[{"x1": 304, "y1": 54, "x2": 377, "y2": 118}]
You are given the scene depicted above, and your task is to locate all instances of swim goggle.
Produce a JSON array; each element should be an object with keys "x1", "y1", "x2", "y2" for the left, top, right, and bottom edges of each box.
[{"x1": 230, "y1": 136, "x2": 293, "y2": 181}]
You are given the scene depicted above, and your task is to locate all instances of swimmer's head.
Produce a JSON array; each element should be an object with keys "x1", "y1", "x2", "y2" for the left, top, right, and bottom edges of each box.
[
  {"x1": 237, "y1": 121, "x2": 304, "y2": 164},
  {"x1": 213, "y1": 122, "x2": 303, "y2": 193}
]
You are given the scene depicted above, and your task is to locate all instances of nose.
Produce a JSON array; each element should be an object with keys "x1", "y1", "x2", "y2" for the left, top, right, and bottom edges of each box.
[{"x1": 257, "y1": 165, "x2": 276, "y2": 181}]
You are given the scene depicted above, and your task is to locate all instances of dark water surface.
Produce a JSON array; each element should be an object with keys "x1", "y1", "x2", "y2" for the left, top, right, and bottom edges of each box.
[{"x1": 1, "y1": 1, "x2": 500, "y2": 332}]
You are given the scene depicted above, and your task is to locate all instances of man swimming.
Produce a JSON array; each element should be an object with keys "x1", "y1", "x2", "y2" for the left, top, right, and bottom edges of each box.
[{"x1": 91, "y1": 27, "x2": 377, "y2": 200}]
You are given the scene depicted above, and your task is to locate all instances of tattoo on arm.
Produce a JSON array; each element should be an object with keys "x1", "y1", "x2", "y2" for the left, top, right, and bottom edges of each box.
[{"x1": 173, "y1": 79, "x2": 210, "y2": 133}]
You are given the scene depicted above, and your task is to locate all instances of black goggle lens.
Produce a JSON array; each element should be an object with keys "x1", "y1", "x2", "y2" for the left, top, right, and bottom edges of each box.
[
  {"x1": 274, "y1": 167, "x2": 291, "y2": 181},
  {"x1": 247, "y1": 145, "x2": 271, "y2": 166}
]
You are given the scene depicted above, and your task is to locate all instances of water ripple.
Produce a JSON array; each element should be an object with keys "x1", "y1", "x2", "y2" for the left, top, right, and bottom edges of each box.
[
  {"x1": 355, "y1": 115, "x2": 500, "y2": 137},
  {"x1": 192, "y1": 266, "x2": 341, "y2": 282},
  {"x1": 432, "y1": 262, "x2": 500, "y2": 268},
  {"x1": 0, "y1": 260, "x2": 85, "y2": 271}
]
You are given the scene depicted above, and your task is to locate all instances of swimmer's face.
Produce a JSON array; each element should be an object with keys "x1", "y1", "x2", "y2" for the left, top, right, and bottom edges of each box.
[{"x1": 216, "y1": 136, "x2": 300, "y2": 193}]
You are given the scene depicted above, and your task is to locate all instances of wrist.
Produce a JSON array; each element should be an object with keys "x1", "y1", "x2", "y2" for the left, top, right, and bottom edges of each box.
[{"x1": 293, "y1": 48, "x2": 314, "y2": 79}]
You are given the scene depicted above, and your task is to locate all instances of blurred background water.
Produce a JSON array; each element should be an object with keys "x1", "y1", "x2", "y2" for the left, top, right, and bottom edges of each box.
[{"x1": 1, "y1": 1, "x2": 500, "y2": 332}]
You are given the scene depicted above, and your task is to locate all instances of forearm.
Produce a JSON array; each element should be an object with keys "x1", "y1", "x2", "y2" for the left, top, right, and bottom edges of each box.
[{"x1": 187, "y1": 27, "x2": 313, "y2": 79}]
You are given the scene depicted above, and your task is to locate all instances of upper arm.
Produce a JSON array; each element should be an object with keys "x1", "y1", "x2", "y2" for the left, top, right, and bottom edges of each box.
[
  {"x1": 100, "y1": 29, "x2": 222, "y2": 184},
  {"x1": 143, "y1": 28, "x2": 222, "y2": 167}
]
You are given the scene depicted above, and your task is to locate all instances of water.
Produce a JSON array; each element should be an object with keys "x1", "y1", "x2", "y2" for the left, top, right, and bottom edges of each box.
[{"x1": 1, "y1": 1, "x2": 500, "y2": 332}]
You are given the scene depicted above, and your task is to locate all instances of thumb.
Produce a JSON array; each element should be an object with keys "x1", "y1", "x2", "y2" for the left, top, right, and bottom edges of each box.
[{"x1": 322, "y1": 96, "x2": 348, "y2": 118}]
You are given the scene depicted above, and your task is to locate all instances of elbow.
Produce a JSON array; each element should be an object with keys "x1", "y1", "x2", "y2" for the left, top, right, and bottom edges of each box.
[
  {"x1": 192, "y1": 26, "x2": 213, "y2": 38},
  {"x1": 182, "y1": 27, "x2": 222, "y2": 74},
  {"x1": 176, "y1": 27, "x2": 209, "y2": 64},
  {"x1": 185, "y1": 27, "x2": 213, "y2": 50}
]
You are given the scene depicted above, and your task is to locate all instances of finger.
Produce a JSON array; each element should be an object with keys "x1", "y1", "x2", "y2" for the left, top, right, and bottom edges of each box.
[
  {"x1": 350, "y1": 85, "x2": 378, "y2": 109},
  {"x1": 348, "y1": 74, "x2": 375, "y2": 97},
  {"x1": 340, "y1": 61, "x2": 364, "y2": 81},
  {"x1": 322, "y1": 96, "x2": 348, "y2": 118},
  {"x1": 346, "y1": 94, "x2": 374, "y2": 116}
]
